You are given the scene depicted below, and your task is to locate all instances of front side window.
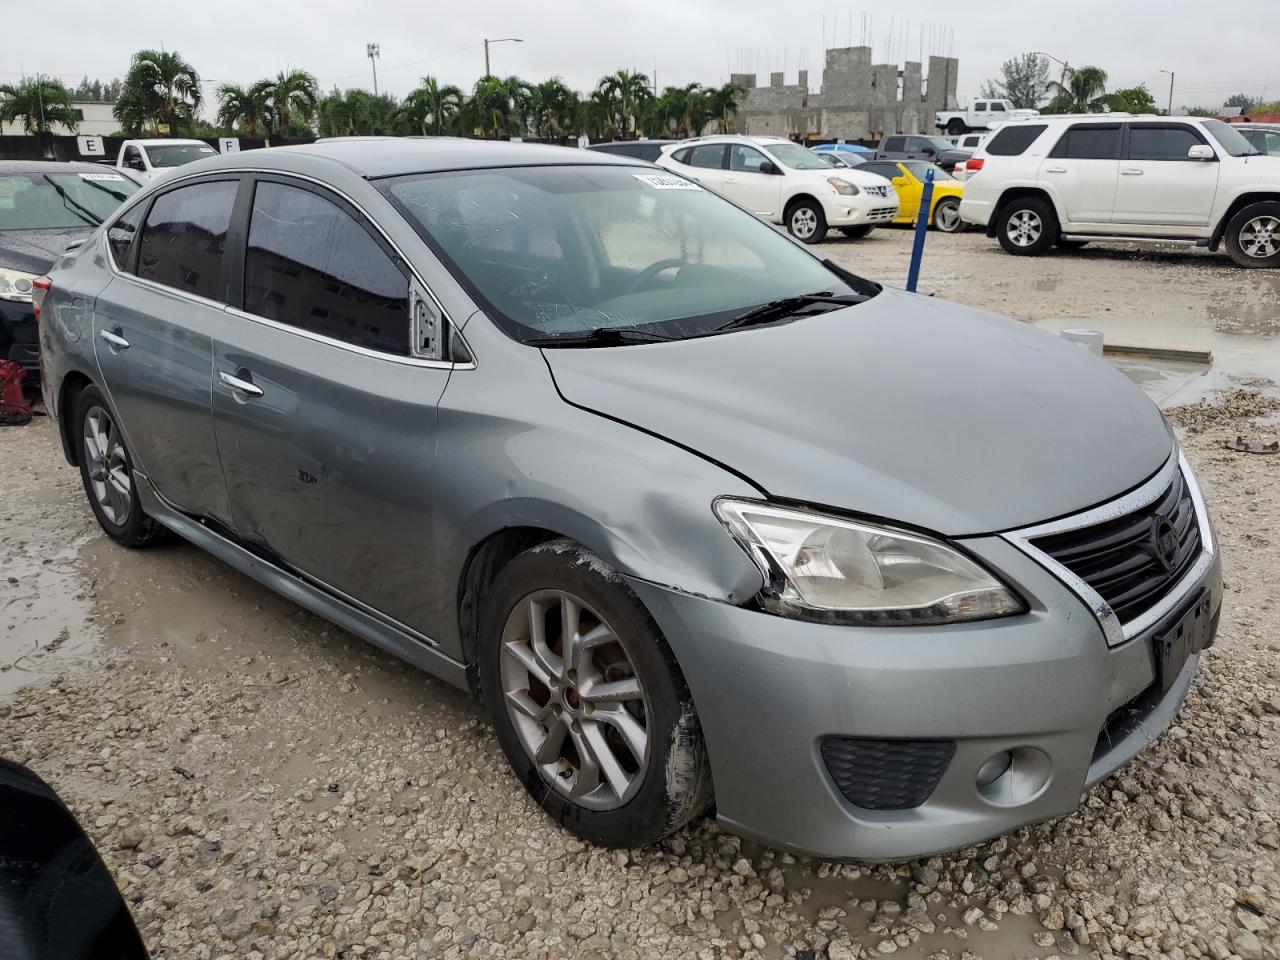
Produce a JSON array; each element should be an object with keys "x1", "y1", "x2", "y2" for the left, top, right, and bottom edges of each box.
[
  {"x1": 0, "y1": 171, "x2": 139, "y2": 231},
  {"x1": 990, "y1": 102, "x2": 1006, "y2": 112},
  {"x1": 122, "y1": 146, "x2": 143, "y2": 170},
  {"x1": 729, "y1": 145, "x2": 771, "y2": 173},
  {"x1": 688, "y1": 144, "x2": 727, "y2": 169},
  {"x1": 1051, "y1": 124, "x2": 1121, "y2": 160},
  {"x1": 107, "y1": 202, "x2": 146, "y2": 269},
  {"x1": 761, "y1": 142, "x2": 829, "y2": 170},
  {"x1": 1127, "y1": 125, "x2": 1206, "y2": 161},
  {"x1": 383, "y1": 165, "x2": 867, "y2": 344},
  {"x1": 986, "y1": 124, "x2": 1046, "y2": 156},
  {"x1": 244, "y1": 181, "x2": 409, "y2": 355},
  {"x1": 136, "y1": 180, "x2": 237, "y2": 300},
  {"x1": 146, "y1": 143, "x2": 218, "y2": 168},
  {"x1": 883, "y1": 137, "x2": 904, "y2": 152}
]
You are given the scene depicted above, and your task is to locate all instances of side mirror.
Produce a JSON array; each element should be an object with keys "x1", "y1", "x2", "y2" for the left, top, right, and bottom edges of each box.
[
  {"x1": 1187, "y1": 144, "x2": 1215, "y2": 161},
  {"x1": 760, "y1": 160, "x2": 781, "y2": 175},
  {"x1": 128, "y1": 157, "x2": 145, "y2": 171}
]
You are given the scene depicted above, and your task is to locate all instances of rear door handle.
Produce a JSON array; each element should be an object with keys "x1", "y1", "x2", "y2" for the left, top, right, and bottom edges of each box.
[
  {"x1": 218, "y1": 370, "x2": 264, "y2": 398},
  {"x1": 1120, "y1": 167, "x2": 1144, "y2": 176},
  {"x1": 98, "y1": 328, "x2": 130, "y2": 351},
  {"x1": 1044, "y1": 165, "x2": 1067, "y2": 174}
]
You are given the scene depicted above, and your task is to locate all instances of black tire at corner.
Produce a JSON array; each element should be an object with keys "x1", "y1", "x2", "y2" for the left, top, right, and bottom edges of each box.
[
  {"x1": 1224, "y1": 200, "x2": 1280, "y2": 269},
  {"x1": 478, "y1": 539, "x2": 714, "y2": 848},
  {"x1": 75, "y1": 385, "x2": 168, "y2": 548},
  {"x1": 840, "y1": 225, "x2": 874, "y2": 239},
  {"x1": 996, "y1": 197, "x2": 1058, "y2": 256},
  {"x1": 786, "y1": 199, "x2": 829, "y2": 244}
]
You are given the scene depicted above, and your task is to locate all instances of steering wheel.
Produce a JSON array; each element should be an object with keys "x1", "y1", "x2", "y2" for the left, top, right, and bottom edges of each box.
[{"x1": 625, "y1": 258, "x2": 686, "y2": 294}]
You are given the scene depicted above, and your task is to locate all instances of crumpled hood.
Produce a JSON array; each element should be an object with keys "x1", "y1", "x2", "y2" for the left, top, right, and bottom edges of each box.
[
  {"x1": 0, "y1": 228, "x2": 94, "y2": 275},
  {"x1": 544, "y1": 288, "x2": 1172, "y2": 536}
]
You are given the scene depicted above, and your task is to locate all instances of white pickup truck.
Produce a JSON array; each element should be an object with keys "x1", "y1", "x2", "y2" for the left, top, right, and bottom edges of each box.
[
  {"x1": 115, "y1": 139, "x2": 218, "y2": 182},
  {"x1": 935, "y1": 99, "x2": 1039, "y2": 136}
]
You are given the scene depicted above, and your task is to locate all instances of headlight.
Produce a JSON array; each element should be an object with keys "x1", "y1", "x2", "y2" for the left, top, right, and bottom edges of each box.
[
  {"x1": 0, "y1": 266, "x2": 37, "y2": 303},
  {"x1": 826, "y1": 177, "x2": 860, "y2": 197},
  {"x1": 714, "y1": 499, "x2": 1024, "y2": 625}
]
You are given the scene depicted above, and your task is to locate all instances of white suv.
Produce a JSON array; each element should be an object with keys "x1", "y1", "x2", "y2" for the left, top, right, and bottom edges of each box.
[
  {"x1": 959, "y1": 116, "x2": 1280, "y2": 267},
  {"x1": 656, "y1": 135, "x2": 899, "y2": 243}
]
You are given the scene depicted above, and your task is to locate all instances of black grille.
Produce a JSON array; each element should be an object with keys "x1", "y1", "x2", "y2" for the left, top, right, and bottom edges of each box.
[
  {"x1": 820, "y1": 737, "x2": 954, "y2": 810},
  {"x1": 1032, "y1": 469, "x2": 1201, "y2": 624}
]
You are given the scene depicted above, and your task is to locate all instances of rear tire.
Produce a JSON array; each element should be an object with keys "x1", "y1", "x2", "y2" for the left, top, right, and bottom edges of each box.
[
  {"x1": 996, "y1": 197, "x2": 1058, "y2": 256},
  {"x1": 75, "y1": 385, "x2": 168, "y2": 548},
  {"x1": 946, "y1": 118, "x2": 967, "y2": 137},
  {"x1": 786, "y1": 199, "x2": 828, "y2": 244},
  {"x1": 932, "y1": 197, "x2": 964, "y2": 233},
  {"x1": 1224, "y1": 201, "x2": 1280, "y2": 268},
  {"x1": 839, "y1": 225, "x2": 874, "y2": 239},
  {"x1": 478, "y1": 539, "x2": 713, "y2": 847}
]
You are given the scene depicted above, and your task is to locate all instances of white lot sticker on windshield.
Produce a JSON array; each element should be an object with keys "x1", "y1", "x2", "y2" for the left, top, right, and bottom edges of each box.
[
  {"x1": 633, "y1": 173, "x2": 702, "y2": 191},
  {"x1": 79, "y1": 173, "x2": 127, "y2": 182}
]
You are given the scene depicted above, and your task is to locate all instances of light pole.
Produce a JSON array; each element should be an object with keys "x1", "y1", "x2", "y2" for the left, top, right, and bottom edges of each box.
[
  {"x1": 1032, "y1": 50, "x2": 1071, "y2": 95},
  {"x1": 483, "y1": 37, "x2": 522, "y2": 78},
  {"x1": 1159, "y1": 68, "x2": 1175, "y2": 116},
  {"x1": 366, "y1": 43, "x2": 380, "y2": 95}
]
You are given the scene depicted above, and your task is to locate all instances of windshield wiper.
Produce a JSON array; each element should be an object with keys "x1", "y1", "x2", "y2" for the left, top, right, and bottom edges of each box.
[
  {"x1": 525, "y1": 327, "x2": 677, "y2": 348},
  {"x1": 716, "y1": 292, "x2": 862, "y2": 332},
  {"x1": 41, "y1": 176, "x2": 101, "y2": 227}
]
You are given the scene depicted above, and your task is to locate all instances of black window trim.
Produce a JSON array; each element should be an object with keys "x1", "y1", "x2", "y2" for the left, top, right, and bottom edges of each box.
[
  {"x1": 1121, "y1": 121, "x2": 1211, "y2": 162},
  {"x1": 1049, "y1": 122, "x2": 1123, "y2": 160}
]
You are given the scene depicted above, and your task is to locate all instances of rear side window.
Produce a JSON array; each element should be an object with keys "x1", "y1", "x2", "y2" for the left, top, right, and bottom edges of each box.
[
  {"x1": 883, "y1": 137, "x2": 904, "y2": 152},
  {"x1": 985, "y1": 124, "x2": 1047, "y2": 156},
  {"x1": 244, "y1": 181, "x2": 409, "y2": 355},
  {"x1": 107, "y1": 203, "x2": 146, "y2": 270},
  {"x1": 1127, "y1": 125, "x2": 1206, "y2": 161},
  {"x1": 688, "y1": 144, "x2": 726, "y2": 169},
  {"x1": 975, "y1": 103, "x2": 987, "y2": 113},
  {"x1": 1050, "y1": 124, "x2": 1121, "y2": 160},
  {"x1": 136, "y1": 180, "x2": 237, "y2": 301}
]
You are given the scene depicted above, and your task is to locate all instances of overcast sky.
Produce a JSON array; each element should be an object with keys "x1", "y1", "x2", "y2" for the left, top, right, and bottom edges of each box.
[{"x1": 10, "y1": 0, "x2": 1278, "y2": 116}]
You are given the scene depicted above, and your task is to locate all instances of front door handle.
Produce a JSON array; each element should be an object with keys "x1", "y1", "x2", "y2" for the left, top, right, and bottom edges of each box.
[
  {"x1": 1120, "y1": 167, "x2": 1144, "y2": 176},
  {"x1": 218, "y1": 370, "x2": 264, "y2": 398},
  {"x1": 98, "y1": 328, "x2": 130, "y2": 351}
]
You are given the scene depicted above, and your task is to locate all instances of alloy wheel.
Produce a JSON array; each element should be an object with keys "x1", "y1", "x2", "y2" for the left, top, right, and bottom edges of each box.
[
  {"x1": 1006, "y1": 209, "x2": 1042, "y2": 247},
  {"x1": 935, "y1": 200, "x2": 962, "y2": 232},
  {"x1": 791, "y1": 207, "x2": 818, "y2": 240},
  {"x1": 82, "y1": 406, "x2": 132, "y2": 525},
  {"x1": 499, "y1": 589, "x2": 649, "y2": 810},
  {"x1": 1240, "y1": 215, "x2": 1279, "y2": 259}
]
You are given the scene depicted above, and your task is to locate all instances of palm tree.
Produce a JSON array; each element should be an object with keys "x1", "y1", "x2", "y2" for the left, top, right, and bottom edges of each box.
[
  {"x1": 704, "y1": 82, "x2": 744, "y2": 134},
  {"x1": 531, "y1": 78, "x2": 578, "y2": 138},
  {"x1": 402, "y1": 75, "x2": 465, "y2": 136},
  {"x1": 1045, "y1": 66, "x2": 1109, "y2": 114},
  {"x1": 264, "y1": 69, "x2": 319, "y2": 135},
  {"x1": 114, "y1": 49, "x2": 201, "y2": 135},
  {"x1": 650, "y1": 84, "x2": 711, "y2": 138},
  {"x1": 468, "y1": 76, "x2": 513, "y2": 138},
  {"x1": 215, "y1": 82, "x2": 271, "y2": 136},
  {"x1": 596, "y1": 70, "x2": 652, "y2": 136},
  {"x1": 0, "y1": 77, "x2": 79, "y2": 133}
]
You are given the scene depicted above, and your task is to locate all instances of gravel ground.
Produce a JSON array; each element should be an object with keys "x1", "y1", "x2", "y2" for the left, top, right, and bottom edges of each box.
[{"x1": 2, "y1": 232, "x2": 1279, "y2": 960}]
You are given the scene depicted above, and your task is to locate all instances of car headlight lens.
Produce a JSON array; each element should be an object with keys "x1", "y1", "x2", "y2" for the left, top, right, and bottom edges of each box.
[
  {"x1": 714, "y1": 499, "x2": 1024, "y2": 625},
  {"x1": 826, "y1": 177, "x2": 860, "y2": 196},
  {"x1": 0, "y1": 266, "x2": 37, "y2": 303}
]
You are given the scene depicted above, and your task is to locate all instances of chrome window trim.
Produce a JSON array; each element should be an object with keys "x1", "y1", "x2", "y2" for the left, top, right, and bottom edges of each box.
[
  {"x1": 100, "y1": 167, "x2": 475, "y2": 370},
  {"x1": 1002, "y1": 450, "x2": 1214, "y2": 647}
]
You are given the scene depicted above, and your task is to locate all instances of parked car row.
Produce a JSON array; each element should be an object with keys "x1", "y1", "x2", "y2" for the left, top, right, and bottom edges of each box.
[{"x1": 35, "y1": 137, "x2": 1220, "y2": 860}]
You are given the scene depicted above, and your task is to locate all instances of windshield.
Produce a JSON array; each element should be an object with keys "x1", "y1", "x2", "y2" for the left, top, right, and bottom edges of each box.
[
  {"x1": 146, "y1": 143, "x2": 217, "y2": 167},
  {"x1": 383, "y1": 165, "x2": 863, "y2": 343},
  {"x1": 1202, "y1": 120, "x2": 1261, "y2": 157},
  {"x1": 761, "y1": 142, "x2": 831, "y2": 170},
  {"x1": 0, "y1": 171, "x2": 139, "y2": 230},
  {"x1": 902, "y1": 161, "x2": 954, "y2": 181}
]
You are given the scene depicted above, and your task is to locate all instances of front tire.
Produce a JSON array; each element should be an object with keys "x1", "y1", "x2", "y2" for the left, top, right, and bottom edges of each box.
[
  {"x1": 786, "y1": 199, "x2": 828, "y2": 243},
  {"x1": 839, "y1": 225, "x2": 874, "y2": 239},
  {"x1": 1224, "y1": 201, "x2": 1280, "y2": 268},
  {"x1": 479, "y1": 539, "x2": 713, "y2": 847},
  {"x1": 996, "y1": 197, "x2": 1058, "y2": 256},
  {"x1": 75, "y1": 385, "x2": 167, "y2": 547},
  {"x1": 932, "y1": 197, "x2": 964, "y2": 233}
]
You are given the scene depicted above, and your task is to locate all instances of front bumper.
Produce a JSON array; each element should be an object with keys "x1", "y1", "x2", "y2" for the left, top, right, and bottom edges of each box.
[
  {"x1": 627, "y1": 533, "x2": 1221, "y2": 861},
  {"x1": 822, "y1": 194, "x2": 899, "y2": 227}
]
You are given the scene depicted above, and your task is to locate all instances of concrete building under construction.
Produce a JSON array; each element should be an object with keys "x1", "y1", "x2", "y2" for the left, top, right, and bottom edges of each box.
[{"x1": 730, "y1": 46, "x2": 960, "y2": 141}]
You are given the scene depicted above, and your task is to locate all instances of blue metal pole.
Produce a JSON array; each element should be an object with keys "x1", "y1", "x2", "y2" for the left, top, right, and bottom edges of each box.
[{"x1": 905, "y1": 168, "x2": 935, "y2": 293}]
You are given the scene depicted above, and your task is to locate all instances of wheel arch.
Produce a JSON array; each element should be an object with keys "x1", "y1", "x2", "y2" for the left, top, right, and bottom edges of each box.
[
  {"x1": 56, "y1": 369, "x2": 96, "y2": 466},
  {"x1": 1210, "y1": 191, "x2": 1280, "y2": 250},
  {"x1": 783, "y1": 191, "x2": 823, "y2": 220},
  {"x1": 987, "y1": 186, "x2": 1060, "y2": 238}
]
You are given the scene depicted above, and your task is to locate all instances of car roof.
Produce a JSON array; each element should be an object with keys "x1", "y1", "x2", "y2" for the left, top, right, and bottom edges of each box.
[
  {"x1": 129, "y1": 138, "x2": 211, "y2": 146},
  {"x1": 0, "y1": 159, "x2": 125, "y2": 174},
  {"x1": 238, "y1": 137, "x2": 643, "y2": 178}
]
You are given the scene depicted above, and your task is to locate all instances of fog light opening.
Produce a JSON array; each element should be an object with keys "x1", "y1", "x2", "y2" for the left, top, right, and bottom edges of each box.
[{"x1": 976, "y1": 751, "x2": 1012, "y2": 787}]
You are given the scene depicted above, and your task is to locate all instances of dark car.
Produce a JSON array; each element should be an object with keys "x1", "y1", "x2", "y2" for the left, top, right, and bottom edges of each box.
[
  {"x1": 0, "y1": 161, "x2": 141, "y2": 382},
  {"x1": 875, "y1": 134, "x2": 971, "y2": 173},
  {"x1": 585, "y1": 140, "x2": 677, "y2": 163}
]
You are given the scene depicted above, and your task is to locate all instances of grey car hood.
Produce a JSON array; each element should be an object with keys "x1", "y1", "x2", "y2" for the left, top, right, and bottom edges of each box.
[
  {"x1": 544, "y1": 288, "x2": 1171, "y2": 536},
  {"x1": 0, "y1": 228, "x2": 94, "y2": 275}
]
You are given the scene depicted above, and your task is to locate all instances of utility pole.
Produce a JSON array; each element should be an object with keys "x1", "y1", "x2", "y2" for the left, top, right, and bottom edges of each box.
[
  {"x1": 1159, "y1": 68, "x2": 1175, "y2": 116},
  {"x1": 366, "y1": 43, "x2": 380, "y2": 95},
  {"x1": 483, "y1": 37, "x2": 522, "y2": 78}
]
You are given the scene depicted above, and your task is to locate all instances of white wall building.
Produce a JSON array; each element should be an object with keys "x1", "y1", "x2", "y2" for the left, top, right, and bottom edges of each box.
[{"x1": 0, "y1": 101, "x2": 117, "y2": 136}]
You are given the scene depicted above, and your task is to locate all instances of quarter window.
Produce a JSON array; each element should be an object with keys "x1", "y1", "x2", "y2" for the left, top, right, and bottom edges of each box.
[
  {"x1": 883, "y1": 137, "x2": 905, "y2": 152},
  {"x1": 986, "y1": 124, "x2": 1046, "y2": 156},
  {"x1": 688, "y1": 144, "x2": 727, "y2": 169},
  {"x1": 1127, "y1": 125, "x2": 1206, "y2": 161},
  {"x1": 107, "y1": 203, "x2": 145, "y2": 270},
  {"x1": 243, "y1": 181, "x2": 409, "y2": 355},
  {"x1": 1050, "y1": 124, "x2": 1121, "y2": 160},
  {"x1": 136, "y1": 180, "x2": 237, "y2": 301}
]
